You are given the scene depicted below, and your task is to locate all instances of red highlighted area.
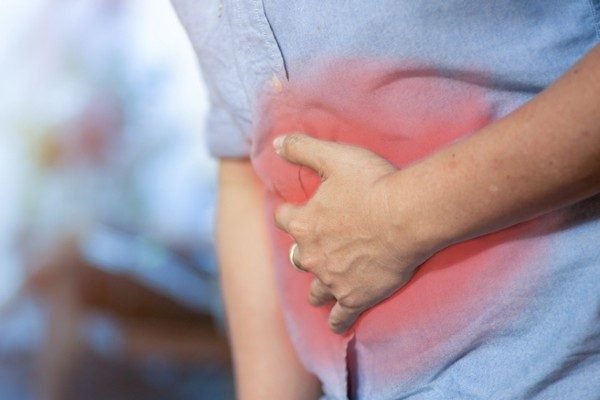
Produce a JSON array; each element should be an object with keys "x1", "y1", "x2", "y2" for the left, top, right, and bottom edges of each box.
[{"x1": 251, "y1": 59, "x2": 547, "y2": 390}]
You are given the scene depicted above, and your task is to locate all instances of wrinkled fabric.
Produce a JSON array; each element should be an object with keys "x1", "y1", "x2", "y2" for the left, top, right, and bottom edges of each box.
[{"x1": 172, "y1": 1, "x2": 600, "y2": 399}]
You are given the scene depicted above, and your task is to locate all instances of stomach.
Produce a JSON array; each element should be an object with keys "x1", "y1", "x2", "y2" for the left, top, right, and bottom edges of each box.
[{"x1": 250, "y1": 58, "x2": 557, "y2": 395}]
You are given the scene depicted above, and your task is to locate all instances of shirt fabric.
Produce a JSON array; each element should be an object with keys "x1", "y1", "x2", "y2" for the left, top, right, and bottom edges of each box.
[{"x1": 171, "y1": 1, "x2": 600, "y2": 399}]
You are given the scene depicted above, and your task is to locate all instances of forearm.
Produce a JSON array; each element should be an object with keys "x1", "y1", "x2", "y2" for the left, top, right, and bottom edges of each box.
[
  {"x1": 390, "y1": 44, "x2": 600, "y2": 250},
  {"x1": 217, "y1": 159, "x2": 321, "y2": 400}
]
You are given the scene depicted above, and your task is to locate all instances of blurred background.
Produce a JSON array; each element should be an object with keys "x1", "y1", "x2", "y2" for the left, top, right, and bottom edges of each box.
[{"x1": 0, "y1": 1, "x2": 234, "y2": 399}]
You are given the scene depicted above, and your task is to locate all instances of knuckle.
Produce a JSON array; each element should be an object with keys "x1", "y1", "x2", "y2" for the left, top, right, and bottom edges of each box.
[
  {"x1": 338, "y1": 295, "x2": 363, "y2": 311},
  {"x1": 308, "y1": 291, "x2": 324, "y2": 305},
  {"x1": 273, "y1": 209, "x2": 285, "y2": 229},
  {"x1": 297, "y1": 253, "x2": 318, "y2": 271},
  {"x1": 318, "y1": 274, "x2": 335, "y2": 288},
  {"x1": 287, "y1": 218, "x2": 309, "y2": 237},
  {"x1": 274, "y1": 204, "x2": 285, "y2": 217},
  {"x1": 314, "y1": 279, "x2": 329, "y2": 294},
  {"x1": 274, "y1": 204, "x2": 292, "y2": 229},
  {"x1": 310, "y1": 278, "x2": 323, "y2": 291}
]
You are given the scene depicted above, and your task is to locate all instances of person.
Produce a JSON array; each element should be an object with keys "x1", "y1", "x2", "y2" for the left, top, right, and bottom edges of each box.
[{"x1": 172, "y1": 1, "x2": 600, "y2": 399}]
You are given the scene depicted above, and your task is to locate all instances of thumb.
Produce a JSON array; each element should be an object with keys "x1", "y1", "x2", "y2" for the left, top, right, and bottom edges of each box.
[
  {"x1": 328, "y1": 302, "x2": 362, "y2": 334},
  {"x1": 273, "y1": 133, "x2": 339, "y2": 178}
]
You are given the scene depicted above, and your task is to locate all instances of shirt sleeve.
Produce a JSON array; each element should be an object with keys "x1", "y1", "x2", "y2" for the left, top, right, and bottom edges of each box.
[{"x1": 171, "y1": 0, "x2": 252, "y2": 158}]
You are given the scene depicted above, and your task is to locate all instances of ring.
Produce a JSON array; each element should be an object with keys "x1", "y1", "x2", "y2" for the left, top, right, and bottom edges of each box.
[{"x1": 289, "y1": 243, "x2": 307, "y2": 272}]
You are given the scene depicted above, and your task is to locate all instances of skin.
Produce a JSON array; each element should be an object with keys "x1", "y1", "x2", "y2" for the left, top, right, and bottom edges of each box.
[
  {"x1": 217, "y1": 160, "x2": 321, "y2": 399},
  {"x1": 273, "y1": 43, "x2": 600, "y2": 334},
  {"x1": 218, "y1": 44, "x2": 600, "y2": 398}
]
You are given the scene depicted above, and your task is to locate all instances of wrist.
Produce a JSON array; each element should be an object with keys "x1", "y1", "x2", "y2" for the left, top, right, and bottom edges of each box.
[{"x1": 380, "y1": 168, "x2": 457, "y2": 258}]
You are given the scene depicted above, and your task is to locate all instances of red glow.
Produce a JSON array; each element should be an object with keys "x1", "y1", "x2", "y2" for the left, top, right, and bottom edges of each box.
[{"x1": 250, "y1": 59, "x2": 547, "y2": 388}]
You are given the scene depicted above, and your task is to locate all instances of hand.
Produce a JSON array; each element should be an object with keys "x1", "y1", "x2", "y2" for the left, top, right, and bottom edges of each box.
[{"x1": 273, "y1": 133, "x2": 435, "y2": 334}]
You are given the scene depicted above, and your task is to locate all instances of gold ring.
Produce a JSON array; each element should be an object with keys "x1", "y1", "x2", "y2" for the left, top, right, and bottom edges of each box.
[{"x1": 289, "y1": 243, "x2": 306, "y2": 272}]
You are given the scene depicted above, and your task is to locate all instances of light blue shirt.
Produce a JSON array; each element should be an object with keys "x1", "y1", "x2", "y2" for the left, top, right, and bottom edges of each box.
[{"x1": 172, "y1": 1, "x2": 600, "y2": 399}]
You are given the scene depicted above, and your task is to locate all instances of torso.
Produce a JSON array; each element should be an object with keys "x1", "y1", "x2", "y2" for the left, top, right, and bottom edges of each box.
[{"x1": 172, "y1": 1, "x2": 600, "y2": 398}]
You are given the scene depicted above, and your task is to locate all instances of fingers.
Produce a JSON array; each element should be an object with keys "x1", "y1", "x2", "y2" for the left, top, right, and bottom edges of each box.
[
  {"x1": 309, "y1": 278, "x2": 335, "y2": 306},
  {"x1": 310, "y1": 278, "x2": 364, "y2": 333},
  {"x1": 273, "y1": 133, "x2": 337, "y2": 178},
  {"x1": 274, "y1": 203, "x2": 303, "y2": 234},
  {"x1": 328, "y1": 301, "x2": 362, "y2": 334}
]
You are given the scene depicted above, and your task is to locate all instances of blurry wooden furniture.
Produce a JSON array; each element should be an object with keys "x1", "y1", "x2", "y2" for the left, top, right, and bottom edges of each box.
[{"x1": 27, "y1": 239, "x2": 230, "y2": 400}]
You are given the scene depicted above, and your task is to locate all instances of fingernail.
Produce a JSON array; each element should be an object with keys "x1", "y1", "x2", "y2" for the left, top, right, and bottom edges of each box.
[{"x1": 273, "y1": 136, "x2": 285, "y2": 155}]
